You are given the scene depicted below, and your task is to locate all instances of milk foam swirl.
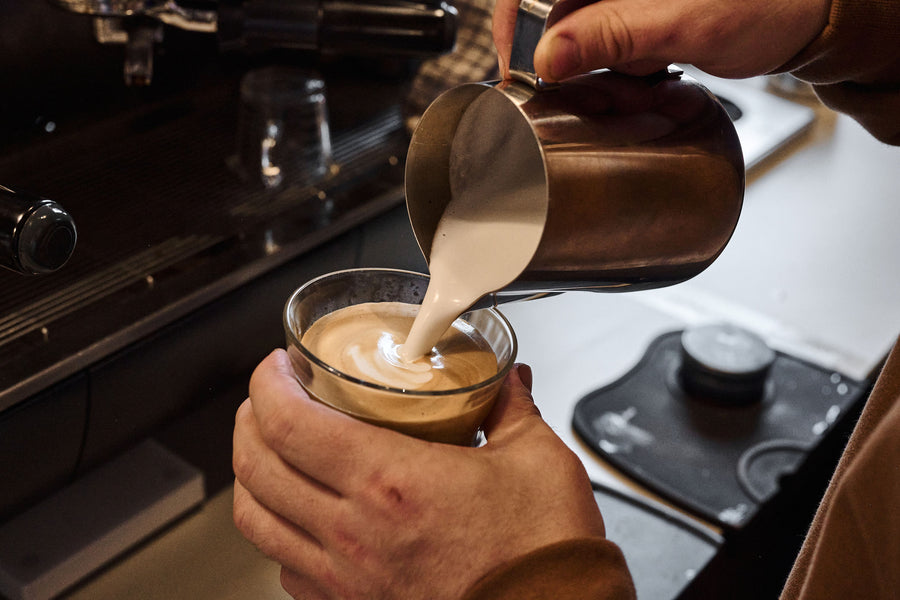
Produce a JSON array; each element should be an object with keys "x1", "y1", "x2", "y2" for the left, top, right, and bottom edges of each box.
[
  {"x1": 301, "y1": 302, "x2": 497, "y2": 392},
  {"x1": 345, "y1": 332, "x2": 436, "y2": 388}
]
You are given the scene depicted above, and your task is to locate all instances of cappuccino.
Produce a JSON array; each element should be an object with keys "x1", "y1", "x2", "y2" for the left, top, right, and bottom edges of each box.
[
  {"x1": 301, "y1": 301, "x2": 497, "y2": 392},
  {"x1": 284, "y1": 269, "x2": 516, "y2": 445}
]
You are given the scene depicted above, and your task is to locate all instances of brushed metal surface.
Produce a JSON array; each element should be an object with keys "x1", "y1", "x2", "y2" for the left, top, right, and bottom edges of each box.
[{"x1": 407, "y1": 70, "x2": 745, "y2": 295}]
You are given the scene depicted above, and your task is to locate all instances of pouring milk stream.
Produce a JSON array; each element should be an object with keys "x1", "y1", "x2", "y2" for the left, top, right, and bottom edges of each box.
[
  {"x1": 299, "y1": 92, "x2": 544, "y2": 389},
  {"x1": 398, "y1": 93, "x2": 546, "y2": 363}
]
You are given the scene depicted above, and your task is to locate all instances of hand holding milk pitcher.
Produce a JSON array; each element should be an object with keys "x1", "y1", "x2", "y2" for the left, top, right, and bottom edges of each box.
[{"x1": 407, "y1": 0, "x2": 744, "y2": 298}]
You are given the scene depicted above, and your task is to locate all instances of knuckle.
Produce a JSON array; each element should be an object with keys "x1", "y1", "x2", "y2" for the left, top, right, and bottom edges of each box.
[
  {"x1": 234, "y1": 398, "x2": 250, "y2": 427},
  {"x1": 232, "y1": 488, "x2": 259, "y2": 540},
  {"x1": 233, "y1": 495, "x2": 291, "y2": 563},
  {"x1": 557, "y1": 445, "x2": 590, "y2": 479},
  {"x1": 231, "y1": 442, "x2": 258, "y2": 484},
  {"x1": 362, "y1": 468, "x2": 422, "y2": 520},
  {"x1": 260, "y1": 404, "x2": 299, "y2": 451},
  {"x1": 330, "y1": 522, "x2": 370, "y2": 564},
  {"x1": 596, "y1": 10, "x2": 637, "y2": 65},
  {"x1": 513, "y1": 428, "x2": 584, "y2": 476}
]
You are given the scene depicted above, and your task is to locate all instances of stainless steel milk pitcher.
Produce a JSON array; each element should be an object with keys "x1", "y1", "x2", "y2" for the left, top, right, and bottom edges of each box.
[{"x1": 404, "y1": 0, "x2": 745, "y2": 295}]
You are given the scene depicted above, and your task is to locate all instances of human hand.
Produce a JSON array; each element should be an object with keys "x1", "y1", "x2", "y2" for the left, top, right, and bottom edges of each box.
[
  {"x1": 233, "y1": 350, "x2": 606, "y2": 600},
  {"x1": 492, "y1": 0, "x2": 830, "y2": 82}
]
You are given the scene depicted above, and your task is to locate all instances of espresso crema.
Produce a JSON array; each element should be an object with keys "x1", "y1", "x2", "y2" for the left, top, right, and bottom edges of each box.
[{"x1": 301, "y1": 301, "x2": 498, "y2": 391}]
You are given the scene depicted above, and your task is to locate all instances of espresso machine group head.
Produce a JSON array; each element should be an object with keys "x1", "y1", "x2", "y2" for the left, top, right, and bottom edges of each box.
[{"x1": 47, "y1": 0, "x2": 459, "y2": 85}]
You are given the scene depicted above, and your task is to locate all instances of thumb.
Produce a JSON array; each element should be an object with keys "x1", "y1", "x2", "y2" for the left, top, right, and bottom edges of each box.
[
  {"x1": 533, "y1": 0, "x2": 672, "y2": 81},
  {"x1": 481, "y1": 364, "x2": 545, "y2": 443}
]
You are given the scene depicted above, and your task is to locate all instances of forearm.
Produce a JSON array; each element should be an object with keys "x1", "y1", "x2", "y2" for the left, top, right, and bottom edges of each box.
[{"x1": 780, "y1": 0, "x2": 900, "y2": 144}]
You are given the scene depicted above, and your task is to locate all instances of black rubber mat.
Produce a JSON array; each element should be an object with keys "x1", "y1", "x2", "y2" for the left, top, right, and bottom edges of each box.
[{"x1": 574, "y1": 329, "x2": 867, "y2": 530}]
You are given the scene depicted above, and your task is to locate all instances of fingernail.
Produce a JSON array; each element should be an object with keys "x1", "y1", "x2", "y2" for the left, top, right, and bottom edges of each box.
[
  {"x1": 516, "y1": 363, "x2": 533, "y2": 392},
  {"x1": 541, "y1": 33, "x2": 581, "y2": 81}
]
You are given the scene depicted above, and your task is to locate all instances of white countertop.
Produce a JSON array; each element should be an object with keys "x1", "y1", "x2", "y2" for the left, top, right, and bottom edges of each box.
[{"x1": 63, "y1": 85, "x2": 900, "y2": 599}]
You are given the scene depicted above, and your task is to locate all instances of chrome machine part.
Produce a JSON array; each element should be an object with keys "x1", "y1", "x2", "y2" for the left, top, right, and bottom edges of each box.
[
  {"x1": 0, "y1": 185, "x2": 77, "y2": 275},
  {"x1": 48, "y1": 0, "x2": 218, "y2": 30},
  {"x1": 47, "y1": 0, "x2": 458, "y2": 85}
]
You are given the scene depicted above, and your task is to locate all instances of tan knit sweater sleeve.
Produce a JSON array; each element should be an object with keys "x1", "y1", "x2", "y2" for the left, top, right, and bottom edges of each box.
[
  {"x1": 461, "y1": 537, "x2": 637, "y2": 600},
  {"x1": 780, "y1": 339, "x2": 900, "y2": 599},
  {"x1": 779, "y1": 0, "x2": 900, "y2": 144}
]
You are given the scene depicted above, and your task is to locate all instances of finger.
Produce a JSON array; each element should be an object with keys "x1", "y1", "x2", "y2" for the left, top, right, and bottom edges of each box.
[
  {"x1": 533, "y1": 0, "x2": 676, "y2": 82},
  {"x1": 517, "y1": 362, "x2": 533, "y2": 392},
  {"x1": 481, "y1": 363, "x2": 547, "y2": 444},
  {"x1": 491, "y1": 0, "x2": 520, "y2": 78},
  {"x1": 533, "y1": 0, "x2": 830, "y2": 82},
  {"x1": 233, "y1": 479, "x2": 330, "y2": 576},
  {"x1": 233, "y1": 398, "x2": 342, "y2": 541},
  {"x1": 248, "y1": 350, "x2": 423, "y2": 491}
]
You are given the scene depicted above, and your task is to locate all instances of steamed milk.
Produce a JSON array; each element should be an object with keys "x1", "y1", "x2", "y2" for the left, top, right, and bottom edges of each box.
[
  {"x1": 305, "y1": 92, "x2": 546, "y2": 390},
  {"x1": 399, "y1": 92, "x2": 546, "y2": 362}
]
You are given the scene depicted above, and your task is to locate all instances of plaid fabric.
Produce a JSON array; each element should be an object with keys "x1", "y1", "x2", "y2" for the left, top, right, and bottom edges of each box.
[{"x1": 405, "y1": 0, "x2": 499, "y2": 120}]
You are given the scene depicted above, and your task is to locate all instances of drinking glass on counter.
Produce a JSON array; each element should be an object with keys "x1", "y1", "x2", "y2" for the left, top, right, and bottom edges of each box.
[{"x1": 233, "y1": 66, "x2": 333, "y2": 190}]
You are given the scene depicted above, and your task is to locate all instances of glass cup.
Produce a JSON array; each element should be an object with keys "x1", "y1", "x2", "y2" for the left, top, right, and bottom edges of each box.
[
  {"x1": 233, "y1": 66, "x2": 333, "y2": 190},
  {"x1": 283, "y1": 268, "x2": 517, "y2": 445}
]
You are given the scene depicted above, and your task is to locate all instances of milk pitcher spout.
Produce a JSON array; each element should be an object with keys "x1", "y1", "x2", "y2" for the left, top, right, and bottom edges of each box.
[{"x1": 405, "y1": 0, "x2": 744, "y2": 297}]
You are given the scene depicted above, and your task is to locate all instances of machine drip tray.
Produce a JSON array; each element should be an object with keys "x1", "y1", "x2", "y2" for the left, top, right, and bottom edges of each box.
[{"x1": 574, "y1": 327, "x2": 868, "y2": 531}]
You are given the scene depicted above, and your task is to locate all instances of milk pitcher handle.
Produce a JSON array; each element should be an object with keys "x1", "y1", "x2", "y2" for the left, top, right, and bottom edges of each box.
[{"x1": 509, "y1": 0, "x2": 597, "y2": 88}]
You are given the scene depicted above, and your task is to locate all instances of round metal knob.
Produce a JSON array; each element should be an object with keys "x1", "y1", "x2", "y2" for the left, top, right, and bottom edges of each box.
[{"x1": 0, "y1": 185, "x2": 77, "y2": 275}]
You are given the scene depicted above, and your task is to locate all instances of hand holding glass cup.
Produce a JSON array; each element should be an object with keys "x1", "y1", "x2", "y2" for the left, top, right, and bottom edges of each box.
[{"x1": 283, "y1": 268, "x2": 517, "y2": 446}]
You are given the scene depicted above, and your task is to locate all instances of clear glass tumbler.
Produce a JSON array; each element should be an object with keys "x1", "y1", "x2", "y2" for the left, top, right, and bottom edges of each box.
[
  {"x1": 283, "y1": 268, "x2": 517, "y2": 445},
  {"x1": 234, "y1": 66, "x2": 333, "y2": 190}
]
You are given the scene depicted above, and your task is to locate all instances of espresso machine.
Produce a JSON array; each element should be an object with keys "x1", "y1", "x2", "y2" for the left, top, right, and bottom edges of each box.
[{"x1": 0, "y1": 1, "x2": 452, "y2": 596}]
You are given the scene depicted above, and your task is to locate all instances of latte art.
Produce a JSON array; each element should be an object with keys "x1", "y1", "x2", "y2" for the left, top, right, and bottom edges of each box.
[
  {"x1": 345, "y1": 332, "x2": 434, "y2": 388},
  {"x1": 302, "y1": 302, "x2": 498, "y2": 392}
]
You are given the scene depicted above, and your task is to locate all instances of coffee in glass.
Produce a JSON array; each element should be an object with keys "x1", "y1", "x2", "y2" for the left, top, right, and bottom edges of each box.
[{"x1": 283, "y1": 268, "x2": 517, "y2": 445}]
